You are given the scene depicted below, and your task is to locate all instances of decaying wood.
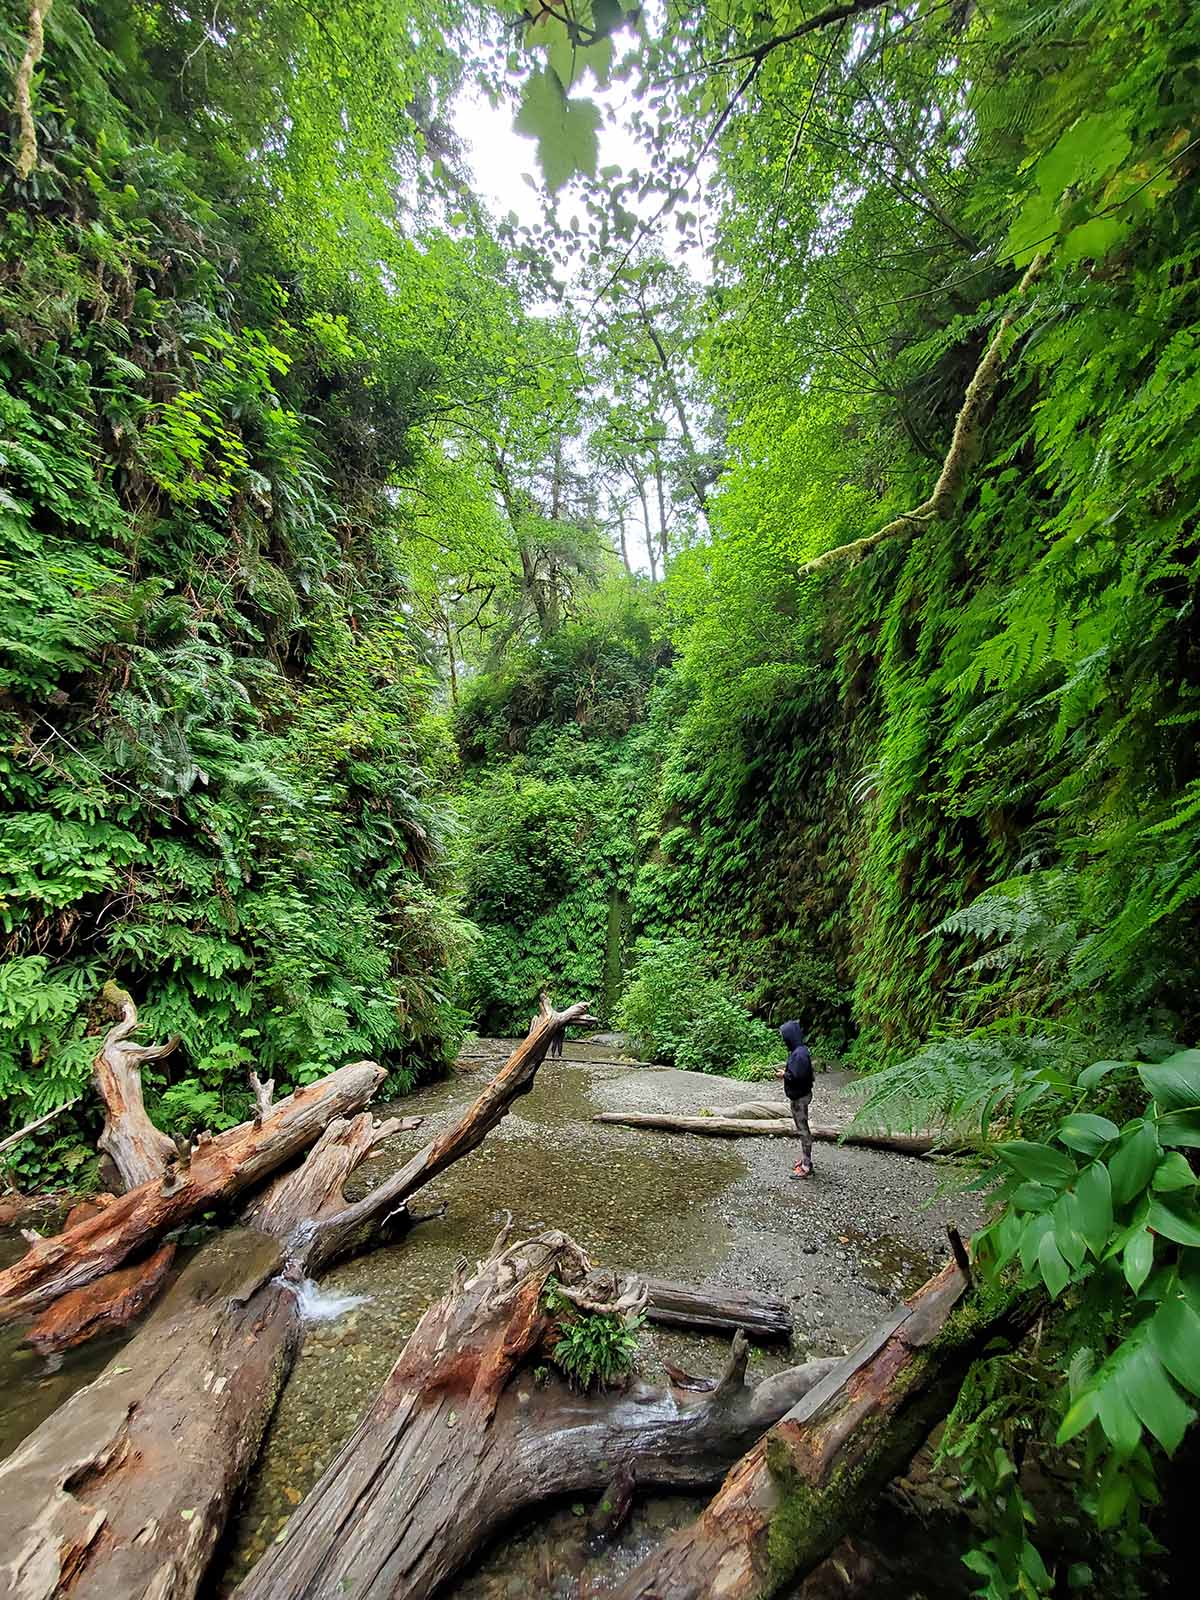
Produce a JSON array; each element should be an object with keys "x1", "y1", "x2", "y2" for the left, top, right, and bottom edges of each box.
[
  {"x1": 91, "y1": 985, "x2": 180, "y2": 1190},
  {"x1": 234, "y1": 1226, "x2": 841, "y2": 1600},
  {"x1": 0, "y1": 1112, "x2": 416, "y2": 1600},
  {"x1": 594, "y1": 1109, "x2": 951, "y2": 1157},
  {"x1": 638, "y1": 1275, "x2": 792, "y2": 1342},
  {"x1": 611, "y1": 1256, "x2": 1031, "y2": 1600},
  {"x1": 23, "y1": 1240, "x2": 177, "y2": 1358},
  {"x1": 0, "y1": 1002, "x2": 593, "y2": 1600},
  {"x1": 0, "y1": 1058, "x2": 385, "y2": 1326}
]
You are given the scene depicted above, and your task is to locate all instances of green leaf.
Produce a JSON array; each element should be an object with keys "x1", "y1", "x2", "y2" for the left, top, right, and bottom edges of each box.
[
  {"x1": 1012, "y1": 1180, "x2": 1057, "y2": 1211},
  {"x1": 1150, "y1": 1296, "x2": 1200, "y2": 1396},
  {"x1": 1058, "y1": 1113, "x2": 1120, "y2": 1156},
  {"x1": 1074, "y1": 1162, "x2": 1114, "y2": 1257},
  {"x1": 1140, "y1": 1049, "x2": 1200, "y2": 1113},
  {"x1": 1078, "y1": 1060, "x2": 1131, "y2": 1090},
  {"x1": 996, "y1": 1140, "x2": 1076, "y2": 1187},
  {"x1": 1059, "y1": 216, "x2": 1128, "y2": 265},
  {"x1": 1096, "y1": 1373, "x2": 1142, "y2": 1455},
  {"x1": 1035, "y1": 114, "x2": 1132, "y2": 200},
  {"x1": 1152, "y1": 1153, "x2": 1197, "y2": 1192},
  {"x1": 1123, "y1": 1228, "x2": 1154, "y2": 1293},
  {"x1": 1053, "y1": 1192, "x2": 1087, "y2": 1269},
  {"x1": 1019, "y1": 1213, "x2": 1053, "y2": 1275},
  {"x1": 1119, "y1": 1341, "x2": 1193, "y2": 1453},
  {"x1": 1108, "y1": 1121, "x2": 1160, "y2": 1207},
  {"x1": 1156, "y1": 1111, "x2": 1200, "y2": 1148},
  {"x1": 514, "y1": 68, "x2": 602, "y2": 193},
  {"x1": 1038, "y1": 1229, "x2": 1070, "y2": 1298},
  {"x1": 1057, "y1": 1388, "x2": 1100, "y2": 1444},
  {"x1": 1147, "y1": 1197, "x2": 1200, "y2": 1247}
]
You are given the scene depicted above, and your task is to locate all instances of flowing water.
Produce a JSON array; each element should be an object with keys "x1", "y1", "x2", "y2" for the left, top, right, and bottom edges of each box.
[{"x1": 0, "y1": 1041, "x2": 981, "y2": 1597}]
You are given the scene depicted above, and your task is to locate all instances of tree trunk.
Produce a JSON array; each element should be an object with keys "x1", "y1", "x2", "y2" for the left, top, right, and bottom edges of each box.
[
  {"x1": 609, "y1": 1259, "x2": 1031, "y2": 1600},
  {"x1": 0, "y1": 1001, "x2": 594, "y2": 1600},
  {"x1": 593, "y1": 1110, "x2": 952, "y2": 1157},
  {"x1": 639, "y1": 1276, "x2": 791, "y2": 1342},
  {"x1": 233, "y1": 1226, "x2": 841, "y2": 1600},
  {"x1": 0, "y1": 1059, "x2": 386, "y2": 1326},
  {"x1": 91, "y1": 985, "x2": 180, "y2": 1190},
  {"x1": 23, "y1": 1240, "x2": 177, "y2": 1358}
]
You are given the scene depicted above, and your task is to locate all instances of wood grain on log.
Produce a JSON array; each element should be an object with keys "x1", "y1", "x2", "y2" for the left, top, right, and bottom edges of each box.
[
  {"x1": 22, "y1": 1240, "x2": 177, "y2": 1358},
  {"x1": 594, "y1": 1110, "x2": 951, "y2": 1157},
  {"x1": 610, "y1": 1258, "x2": 1029, "y2": 1600},
  {"x1": 0, "y1": 1059, "x2": 385, "y2": 1326},
  {"x1": 638, "y1": 1275, "x2": 792, "y2": 1342},
  {"x1": 233, "y1": 1227, "x2": 840, "y2": 1600}
]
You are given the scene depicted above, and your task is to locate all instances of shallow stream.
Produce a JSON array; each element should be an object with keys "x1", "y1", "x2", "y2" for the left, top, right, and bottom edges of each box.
[{"x1": 1, "y1": 1041, "x2": 981, "y2": 1597}]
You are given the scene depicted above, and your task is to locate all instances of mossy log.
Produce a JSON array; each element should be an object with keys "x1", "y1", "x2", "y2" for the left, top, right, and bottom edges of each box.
[
  {"x1": 233, "y1": 1225, "x2": 841, "y2": 1600},
  {"x1": 0, "y1": 1001, "x2": 592, "y2": 1600},
  {"x1": 610, "y1": 1254, "x2": 1032, "y2": 1600}
]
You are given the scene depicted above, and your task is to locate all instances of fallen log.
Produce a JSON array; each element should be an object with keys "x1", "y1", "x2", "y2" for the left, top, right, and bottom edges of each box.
[
  {"x1": 233, "y1": 1225, "x2": 841, "y2": 1600},
  {"x1": 0, "y1": 1000, "x2": 591, "y2": 1600},
  {"x1": 0, "y1": 1058, "x2": 386, "y2": 1326},
  {"x1": 23, "y1": 1240, "x2": 177, "y2": 1358},
  {"x1": 594, "y1": 1109, "x2": 952, "y2": 1157},
  {"x1": 638, "y1": 1275, "x2": 792, "y2": 1343},
  {"x1": 610, "y1": 1252, "x2": 1031, "y2": 1600}
]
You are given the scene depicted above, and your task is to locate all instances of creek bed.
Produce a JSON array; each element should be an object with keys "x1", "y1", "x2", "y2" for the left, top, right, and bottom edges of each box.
[{"x1": 0, "y1": 1042, "x2": 981, "y2": 1597}]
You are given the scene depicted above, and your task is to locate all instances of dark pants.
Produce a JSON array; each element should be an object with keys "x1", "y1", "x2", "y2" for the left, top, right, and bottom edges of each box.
[{"x1": 788, "y1": 1093, "x2": 813, "y2": 1167}]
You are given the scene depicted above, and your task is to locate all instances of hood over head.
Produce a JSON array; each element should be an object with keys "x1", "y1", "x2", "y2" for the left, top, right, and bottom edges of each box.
[{"x1": 779, "y1": 1021, "x2": 805, "y2": 1048}]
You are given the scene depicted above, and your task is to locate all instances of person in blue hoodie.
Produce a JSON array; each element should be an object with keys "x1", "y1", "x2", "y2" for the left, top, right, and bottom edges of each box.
[{"x1": 780, "y1": 1021, "x2": 814, "y2": 1179}]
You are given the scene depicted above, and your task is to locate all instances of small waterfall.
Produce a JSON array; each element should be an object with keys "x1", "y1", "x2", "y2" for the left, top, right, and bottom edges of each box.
[{"x1": 276, "y1": 1275, "x2": 368, "y2": 1322}]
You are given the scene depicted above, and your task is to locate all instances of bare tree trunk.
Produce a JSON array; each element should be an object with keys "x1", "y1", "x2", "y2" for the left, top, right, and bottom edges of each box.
[
  {"x1": 654, "y1": 453, "x2": 670, "y2": 570},
  {"x1": 610, "y1": 1255, "x2": 1031, "y2": 1600},
  {"x1": 0, "y1": 1060, "x2": 386, "y2": 1325},
  {"x1": 616, "y1": 503, "x2": 632, "y2": 573},
  {"x1": 635, "y1": 475, "x2": 659, "y2": 581},
  {"x1": 91, "y1": 984, "x2": 180, "y2": 1189},
  {"x1": 233, "y1": 1226, "x2": 841, "y2": 1600}
]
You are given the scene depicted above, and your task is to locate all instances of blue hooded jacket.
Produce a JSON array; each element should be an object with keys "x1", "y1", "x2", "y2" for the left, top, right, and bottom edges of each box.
[{"x1": 780, "y1": 1021, "x2": 813, "y2": 1100}]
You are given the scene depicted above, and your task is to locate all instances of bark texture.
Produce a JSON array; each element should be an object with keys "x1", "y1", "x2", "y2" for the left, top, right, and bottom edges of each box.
[
  {"x1": 234, "y1": 1226, "x2": 841, "y2": 1600},
  {"x1": 0, "y1": 1111, "x2": 408, "y2": 1600},
  {"x1": 22, "y1": 1240, "x2": 177, "y2": 1358},
  {"x1": 0, "y1": 1059, "x2": 385, "y2": 1325},
  {"x1": 91, "y1": 986, "x2": 180, "y2": 1190},
  {"x1": 638, "y1": 1276, "x2": 792, "y2": 1342},
  {"x1": 610, "y1": 1260, "x2": 1028, "y2": 1600},
  {"x1": 594, "y1": 1109, "x2": 949, "y2": 1157}
]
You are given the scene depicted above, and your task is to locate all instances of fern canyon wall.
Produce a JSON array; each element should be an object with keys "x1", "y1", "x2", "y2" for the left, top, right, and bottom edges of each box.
[{"x1": 4, "y1": 1, "x2": 1200, "y2": 1591}]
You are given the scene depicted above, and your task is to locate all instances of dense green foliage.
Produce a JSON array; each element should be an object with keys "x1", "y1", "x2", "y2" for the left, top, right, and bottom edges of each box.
[{"x1": 4, "y1": 0, "x2": 1200, "y2": 1587}]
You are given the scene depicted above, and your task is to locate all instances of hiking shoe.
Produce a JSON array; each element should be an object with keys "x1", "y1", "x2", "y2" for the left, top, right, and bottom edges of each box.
[{"x1": 789, "y1": 1162, "x2": 813, "y2": 1180}]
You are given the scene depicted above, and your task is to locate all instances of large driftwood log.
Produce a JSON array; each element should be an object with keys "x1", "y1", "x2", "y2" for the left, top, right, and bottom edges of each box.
[
  {"x1": 234, "y1": 1226, "x2": 841, "y2": 1600},
  {"x1": 594, "y1": 1109, "x2": 952, "y2": 1157},
  {"x1": 637, "y1": 1276, "x2": 791, "y2": 1342},
  {"x1": 0, "y1": 1000, "x2": 592, "y2": 1600},
  {"x1": 0, "y1": 1059, "x2": 385, "y2": 1326},
  {"x1": 301, "y1": 993, "x2": 598, "y2": 1267},
  {"x1": 91, "y1": 984, "x2": 181, "y2": 1190},
  {"x1": 610, "y1": 1257, "x2": 1030, "y2": 1600},
  {"x1": 0, "y1": 1112, "x2": 404, "y2": 1600},
  {"x1": 23, "y1": 1240, "x2": 178, "y2": 1358}
]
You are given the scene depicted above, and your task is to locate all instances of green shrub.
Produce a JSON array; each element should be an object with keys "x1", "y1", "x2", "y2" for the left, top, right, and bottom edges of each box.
[
  {"x1": 617, "y1": 937, "x2": 779, "y2": 1074},
  {"x1": 542, "y1": 1277, "x2": 644, "y2": 1391}
]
